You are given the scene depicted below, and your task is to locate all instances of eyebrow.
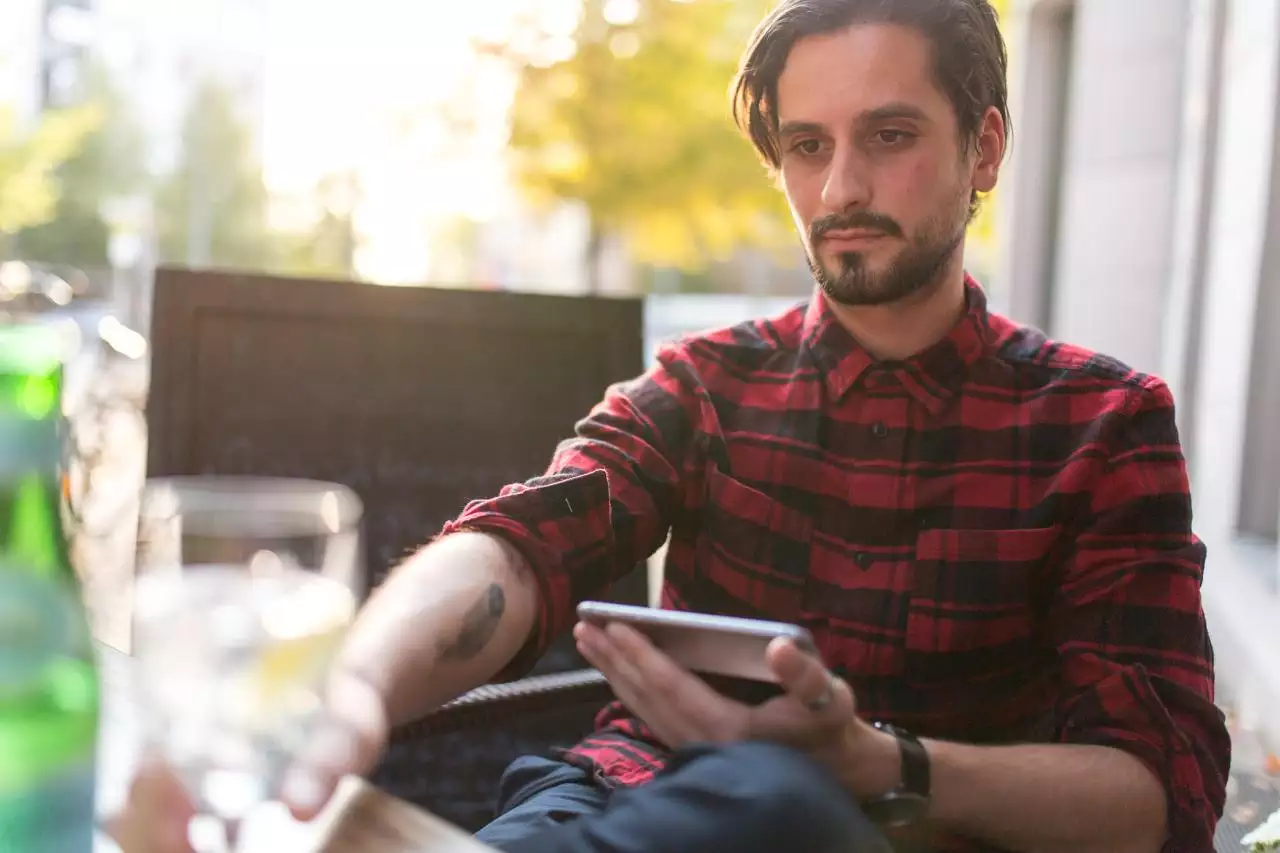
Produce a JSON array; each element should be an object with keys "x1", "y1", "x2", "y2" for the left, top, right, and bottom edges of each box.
[{"x1": 778, "y1": 102, "x2": 932, "y2": 138}]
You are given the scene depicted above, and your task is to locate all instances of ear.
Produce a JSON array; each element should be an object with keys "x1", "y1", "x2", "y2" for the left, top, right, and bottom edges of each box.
[{"x1": 970, "y1": 106, "x2": 1006, "y2": 194}]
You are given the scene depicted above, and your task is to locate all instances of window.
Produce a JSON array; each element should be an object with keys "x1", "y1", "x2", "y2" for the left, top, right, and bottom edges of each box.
[{"x1": 1236, "y1": 185, "x2": 1280, "y2": 543}]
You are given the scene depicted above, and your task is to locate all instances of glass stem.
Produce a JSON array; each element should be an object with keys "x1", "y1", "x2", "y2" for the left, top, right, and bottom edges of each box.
[{"x1": 221, "y1": 817, "x2": 243, "y2": 853}]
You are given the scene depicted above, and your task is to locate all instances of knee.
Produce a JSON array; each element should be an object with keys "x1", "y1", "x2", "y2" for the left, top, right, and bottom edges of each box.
[{"x1": 683, "y1": 741, "x2": 890, "y2": 852}]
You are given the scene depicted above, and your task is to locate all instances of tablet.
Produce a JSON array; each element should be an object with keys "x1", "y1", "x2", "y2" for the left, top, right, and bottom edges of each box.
[{"x1": 576, "y1": 601, "x2": 816, "y2": 683}]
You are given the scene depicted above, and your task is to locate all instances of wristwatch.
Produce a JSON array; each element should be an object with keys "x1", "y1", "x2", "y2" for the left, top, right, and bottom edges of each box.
[{"x1": 862, "y1": 722, "x2": 931, "y2": 828}]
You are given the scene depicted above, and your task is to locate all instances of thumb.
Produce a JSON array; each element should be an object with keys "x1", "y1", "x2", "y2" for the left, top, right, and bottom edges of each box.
[
  {"x1": 107, "y1": 760, "x2": 196, "y2": 853},
  {"x1": 766, "y1": 637, "x2": 855, "y2": 719}
]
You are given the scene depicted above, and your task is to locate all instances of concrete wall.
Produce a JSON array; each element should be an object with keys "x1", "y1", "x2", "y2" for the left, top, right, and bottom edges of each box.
[
  {"x1": 1002, "y1": 0, "x2": 1193, "y2": 375},
  {"x1": 1001, "y1": 0, "x2": 1280, "y2": 749},
  {"x1": 1187, "y1": 0, "x2": 1280, "y2": 748}
]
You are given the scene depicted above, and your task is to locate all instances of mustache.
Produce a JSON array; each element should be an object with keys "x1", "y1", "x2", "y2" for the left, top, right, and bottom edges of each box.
[{"x1": 811, "y1": 212, "x2": 903, "y2": 242}]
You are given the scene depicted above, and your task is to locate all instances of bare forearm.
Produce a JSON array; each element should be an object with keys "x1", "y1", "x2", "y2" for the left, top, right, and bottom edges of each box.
[
  {"x1": 336, "y1": 531, "x2": 539, "y2": 725},
  {"x1": 926, "y1": 739, "x2": 1167, "y2": 853}
]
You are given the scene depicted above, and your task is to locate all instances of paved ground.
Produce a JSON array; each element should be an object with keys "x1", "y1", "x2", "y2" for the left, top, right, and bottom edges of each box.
[
  {"x1": 69, "y1": 338, "x2": 1278, "y2": 850},
  {"x1": 1216, "y1": 680, "x2": 1280, "y2": 850}
]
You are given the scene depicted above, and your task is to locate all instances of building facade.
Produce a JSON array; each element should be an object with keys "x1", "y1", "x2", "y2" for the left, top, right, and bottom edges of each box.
[
  {"x1": 0, "y1": 0, "x2": 96, "y2": 126},
  {"x1": 993, "y1": 0, "x2": 1280, "y2": 742}
]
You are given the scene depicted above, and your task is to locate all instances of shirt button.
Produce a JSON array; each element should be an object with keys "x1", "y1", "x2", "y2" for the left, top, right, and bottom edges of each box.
[
  {"x1": 854, "y1": 552, "x2": 872, "y2": 568},
  {"x1": 871, "y1": 421, "x2": 889, "y2": 439}
]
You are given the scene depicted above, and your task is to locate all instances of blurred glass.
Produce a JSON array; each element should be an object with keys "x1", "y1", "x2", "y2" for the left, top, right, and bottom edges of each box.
[{"x1": 130, "y1": 476, "x2": 363, "y2": 853}]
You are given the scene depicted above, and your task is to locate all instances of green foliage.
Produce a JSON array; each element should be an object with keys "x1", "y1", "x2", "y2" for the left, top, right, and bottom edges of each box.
[
  {"x1": 277, "y1": 172, "x2": 362, "y2": 280},
  {"x1": 0, "y1": 105, "x2": 100, "y2": 237},
  {"x1": 14, "y1": 66, "x2": 149, "y2": 267},
  {"x1": 8, "y1": 68, "x2": 363, "y2": 281},
  {"x1": 154, "y1": 79, "x2": 276, "y2": 270}
]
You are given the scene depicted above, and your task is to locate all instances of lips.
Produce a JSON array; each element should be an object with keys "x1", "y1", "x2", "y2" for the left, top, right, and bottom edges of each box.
[{"x1": 821, "y1": 229, "x2": 888, "y2": 243}]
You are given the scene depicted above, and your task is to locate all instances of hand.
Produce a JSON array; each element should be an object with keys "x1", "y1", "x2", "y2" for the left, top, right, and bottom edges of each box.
[
  {"x1": 574, "y1": 621, "x2": 899, "y2": 796},
  {"x1": 278, "y1": 665, "x2": 389, "y2": 821},
  {"x1": 107, "y1": 666, "x2": 389, "y2": 852}
]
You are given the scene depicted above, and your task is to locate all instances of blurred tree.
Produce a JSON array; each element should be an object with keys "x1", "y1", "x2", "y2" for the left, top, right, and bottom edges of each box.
[
  {"x1": 154, "y1": 79, "x2": 276, "y2": 270},
  {"x1": 278, "y1": 171, "x2": 362, "y2": 279},
  {"x1": 13, "y1": 65, "x2": 150, "y2": 267},
  {"x1": 964, "y1": 0, "x2": 1009, "y2": 267},
  {"x1": 0, "y1": 104, "x2": 100, "y2": 245},
  {"x1": 429, "y1": 214, "x2": 485, "y2": 284},
  {"x1": 497, "y1": 0, "x2": 794, "y2": 287}
]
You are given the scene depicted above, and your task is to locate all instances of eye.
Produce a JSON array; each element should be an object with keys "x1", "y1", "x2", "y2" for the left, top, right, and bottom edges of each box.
[
  {"x1": 791, "y1": 138, "x2": 824, "y2": 156},
  {"x1": 874, "y1": 129, "x2": 914, "y2": 146}
]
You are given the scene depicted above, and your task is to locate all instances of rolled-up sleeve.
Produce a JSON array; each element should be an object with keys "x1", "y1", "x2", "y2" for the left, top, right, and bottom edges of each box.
[
  {"x1": 439, "y1": 345, "x2": 701, "y2": 679},
  {"x1": 1050, "y1": 377, "x2": 1230, "y2": 852}
]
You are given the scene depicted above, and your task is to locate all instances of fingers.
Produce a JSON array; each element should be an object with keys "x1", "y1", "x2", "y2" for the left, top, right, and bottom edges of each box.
[
  {"x1": 574, "y1": 621, "x2": 749, "y2": 745},
  {"x1": 593, "y1": 622, "x2": 703, "y2": 689},
  {"x1": 327, "y1": 667, "x2": 390, "y2": 773},
  {"x1": 283, "y1": 667, "x2": 389, "y2": 821},
  {"x1": 765, "y1": 637, "x2": 856, "y2": 721},
  {"x1": 575, "y1": 621, "x2": 649, "y2": 687},
  {"x1": 107, "y1": 760, "x2": 195, "y2": 853},
  {"x1": 578, "y1": 622, "x2": 722, "y2": 707}
]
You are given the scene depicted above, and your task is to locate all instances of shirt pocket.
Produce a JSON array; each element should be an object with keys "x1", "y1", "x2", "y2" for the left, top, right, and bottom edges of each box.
[
  {"x1": 905, "y1": 526, "x2": 1059, "y2": 687},
  {"x1": 692, "y1": 466, "x2": 813, "y2": 623}
]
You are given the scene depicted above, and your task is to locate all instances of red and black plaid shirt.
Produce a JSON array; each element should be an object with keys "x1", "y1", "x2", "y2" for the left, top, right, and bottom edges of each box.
[{"x1": 443, "y1": 279, "x2": 1229, "y2": 852}]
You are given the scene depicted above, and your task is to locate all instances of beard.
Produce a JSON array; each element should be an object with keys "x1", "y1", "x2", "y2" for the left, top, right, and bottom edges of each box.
[{"x1": 806, "y1": 186, "x2": 970, "y2": 308}]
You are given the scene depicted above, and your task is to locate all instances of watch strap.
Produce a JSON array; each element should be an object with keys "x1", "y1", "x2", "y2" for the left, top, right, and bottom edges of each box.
[{"x1": 874, "y1": 722, "x2": 931, "y2": 798}]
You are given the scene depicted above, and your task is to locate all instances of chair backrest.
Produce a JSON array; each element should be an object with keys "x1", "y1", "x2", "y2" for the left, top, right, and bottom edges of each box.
[{"x1": 145, "y1": 267, "x2": 649, "y2": 673}]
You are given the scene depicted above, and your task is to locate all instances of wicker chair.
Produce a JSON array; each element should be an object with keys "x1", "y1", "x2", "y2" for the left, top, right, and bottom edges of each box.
[
  {"x1": 143, "y1": 268, "x2": 649, "y2": 831},
  {"x1": 373, "y1": 667, "x2": 617, "y2": 830}
]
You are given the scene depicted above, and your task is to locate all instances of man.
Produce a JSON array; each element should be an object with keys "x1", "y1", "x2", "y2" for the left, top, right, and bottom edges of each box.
[{"x1": 117, "y1": 0, "x2": 1230, "y2": 851}]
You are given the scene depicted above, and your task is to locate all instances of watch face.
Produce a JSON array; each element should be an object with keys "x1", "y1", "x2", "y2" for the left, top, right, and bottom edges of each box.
[{"x1": 863, "y1": 792, "x2": 930, "y2": 828}]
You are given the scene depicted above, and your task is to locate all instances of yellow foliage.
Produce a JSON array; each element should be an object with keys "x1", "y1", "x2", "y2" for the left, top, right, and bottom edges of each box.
[
  {"x1": 0, "y1": 105, "x2": 102, "y2": 235},
  {"x1": 965, "y1": 0, "x2": 1010, "y2": 258},
  {"x1": 507, "y1": 0, "x2": 790, "y2": 270}
]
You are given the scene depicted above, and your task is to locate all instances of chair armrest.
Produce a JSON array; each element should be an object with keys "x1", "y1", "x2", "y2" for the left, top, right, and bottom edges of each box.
[
  {"x1": 375, "y1": 668, "x2": 613, "y2": 828},
  {"x1": 390, "y1": 668, "x2": 613, "y2": 741}
]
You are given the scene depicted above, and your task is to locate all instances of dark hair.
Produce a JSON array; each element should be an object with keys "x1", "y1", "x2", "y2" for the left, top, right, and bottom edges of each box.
[{"x1": 731, "y1": 0, "x2": 1010, "y2": 172}]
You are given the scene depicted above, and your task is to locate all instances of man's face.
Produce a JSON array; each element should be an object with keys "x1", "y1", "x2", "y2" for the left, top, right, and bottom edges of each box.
[{"x1": 775, "y1": 23, "x2": 995, "y2": 307}]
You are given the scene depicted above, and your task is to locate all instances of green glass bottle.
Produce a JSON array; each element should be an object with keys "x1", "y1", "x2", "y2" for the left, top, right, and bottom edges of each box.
[{"x1": 0, "y1": 319, "x2": 99, "y2": 851}]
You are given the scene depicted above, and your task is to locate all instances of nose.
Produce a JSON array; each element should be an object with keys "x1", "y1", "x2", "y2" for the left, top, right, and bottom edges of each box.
[{"x1": 820, "y1": 146, "x2": 871, "y2": 213}]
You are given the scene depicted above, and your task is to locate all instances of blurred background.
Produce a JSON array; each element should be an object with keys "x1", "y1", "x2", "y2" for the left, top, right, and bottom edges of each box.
[{"x1": 0, "y1": 0, "x2": 1276, "y2": 786}]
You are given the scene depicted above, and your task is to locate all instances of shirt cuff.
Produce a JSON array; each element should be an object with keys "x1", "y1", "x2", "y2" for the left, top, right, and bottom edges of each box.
[
  {"x1": 1056, "y1": 666, "x2": 1226, "y2": 852},
  {"x1": 438, "y1": 469, "x2": 615, "y2": 681}
]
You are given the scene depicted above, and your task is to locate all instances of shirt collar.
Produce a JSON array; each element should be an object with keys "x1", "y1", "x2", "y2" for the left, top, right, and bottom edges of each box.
[{"x1": 801, "y1": 275, "x2": 994, "y2": 415}]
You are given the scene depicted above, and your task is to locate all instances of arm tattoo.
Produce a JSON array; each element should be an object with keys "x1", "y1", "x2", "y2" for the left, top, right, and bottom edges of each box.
[{"x1": 438, "y1": 583, "x2": 506, "y2": 662}]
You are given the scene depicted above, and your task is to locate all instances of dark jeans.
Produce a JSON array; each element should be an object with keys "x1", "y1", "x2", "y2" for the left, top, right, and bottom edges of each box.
[{"x1": 475, "y1": 741, "x2": 894, "y2": 853}]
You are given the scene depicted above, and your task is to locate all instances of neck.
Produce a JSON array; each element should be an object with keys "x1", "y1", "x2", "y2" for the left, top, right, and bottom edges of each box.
[{"x1": 825, "y1": 257, "x2": 968, "y2": 361}]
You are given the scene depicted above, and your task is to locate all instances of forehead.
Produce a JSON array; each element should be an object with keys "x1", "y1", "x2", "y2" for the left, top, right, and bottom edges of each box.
[{"x1": 775, "y1": 23, "x2": 951, "y2": 126}]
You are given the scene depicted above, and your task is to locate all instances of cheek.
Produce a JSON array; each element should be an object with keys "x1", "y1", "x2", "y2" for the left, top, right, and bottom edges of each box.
[
  {"x1": 879, "y1": 155, "x2": 956, "y2": 222},
  {"x1": 894, "y1": 155, "x2": 944, "y2": 199},
  {"x1": 780, "y1": 170, "x2": 818, "y2": 234}
]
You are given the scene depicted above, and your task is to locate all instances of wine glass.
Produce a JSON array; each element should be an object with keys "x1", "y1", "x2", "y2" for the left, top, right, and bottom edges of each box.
[{"x1": 130, "y1": 476, "x2": 364, "y2": 852}]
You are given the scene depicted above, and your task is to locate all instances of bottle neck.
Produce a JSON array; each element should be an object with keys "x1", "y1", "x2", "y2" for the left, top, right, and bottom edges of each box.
[{"x1": 0, "y1": 379, "x2": 70, "y2": 580}]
